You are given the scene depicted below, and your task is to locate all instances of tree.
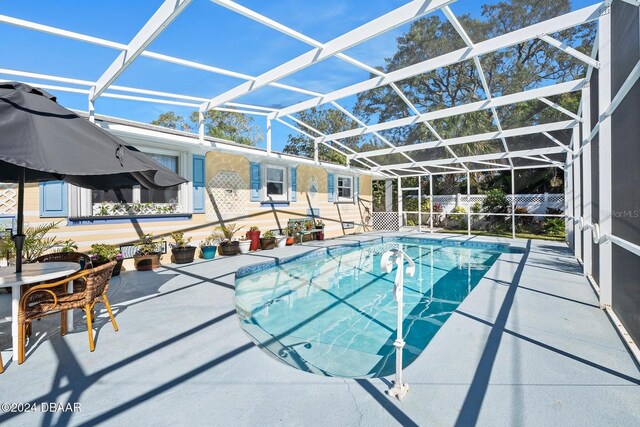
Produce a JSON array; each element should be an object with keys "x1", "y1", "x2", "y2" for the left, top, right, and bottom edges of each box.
[
  {"x1": 354, "y1": 0, "x2": 593, "y2": 148},
  {"x1": 282, "y1": 107, "x2": 380, "y2": 165},
  {"x1": 150, "y1": 110, "x2": 262, "y2": 146},
  {"x1": 188, "y1": 110, "x2": 262, "y2": 146},
  {"x1": 150, "y1": 112, "x2": 190, "y2": 131}
]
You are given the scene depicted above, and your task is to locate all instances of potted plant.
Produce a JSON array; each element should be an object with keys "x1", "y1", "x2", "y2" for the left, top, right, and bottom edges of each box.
[
  {"x1": 305, "y1": 219, "x2": 314, "y2": 230},
  {"x1": 200, "y1": 235, "x2": 219, "y2": 259},
  {"x1": 238, "y1": 237, "x2": 251, "y2": 254},
  {"x1": 315, "y1": 220, "x2": 325, "y2": 241},
  {"x1": 90, "y1": 243, "x2": 124, "y2": 276},
  {"x1": 260, "y1": 230, "x2": 277, "y2": 250},
  {"x1": 285, "y1": 227, "x2": 295, "y2": 246},
  {"x1": 170, "y1": 232, "x2": 196, "y2": 264},
  {"x1": 245, "y1": 226, "x2": 261, "y2": 251},
  {"x1": 133, "y1": 234, "x2": 162, "y2": 271},
  {"x1": 215, "y1": 223, "x2": 243, "y2": 256},
  {"x1": 58, "y1": 239, "x2": 78, "y2": 253}
]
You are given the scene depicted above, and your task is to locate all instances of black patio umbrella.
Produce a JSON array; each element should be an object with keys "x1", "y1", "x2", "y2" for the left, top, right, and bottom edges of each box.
[{"x1": 0, "y1": 82, "x2": 188, "y2": 272}]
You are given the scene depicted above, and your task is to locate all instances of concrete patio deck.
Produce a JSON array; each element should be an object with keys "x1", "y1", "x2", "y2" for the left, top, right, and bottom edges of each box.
[{"x1": 0, "y1": 232, "x2": 638, "y2": 426}]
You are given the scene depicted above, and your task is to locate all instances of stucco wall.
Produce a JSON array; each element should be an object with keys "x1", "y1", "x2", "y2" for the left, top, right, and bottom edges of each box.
[
  {"x1": 205, "y1": 152, "x2": 372, "y2": 239},
  {"x1": 3, "y1": 152, "x2": 372, "y2": 270}
]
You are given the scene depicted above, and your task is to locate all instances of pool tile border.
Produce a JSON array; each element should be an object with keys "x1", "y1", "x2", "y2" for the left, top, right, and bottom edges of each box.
[{"x1": 235, "y1": 235, "x2": 511, "y2": 278}]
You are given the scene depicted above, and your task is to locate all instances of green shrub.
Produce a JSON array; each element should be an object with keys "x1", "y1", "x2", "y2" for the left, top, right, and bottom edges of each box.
[
  {"x1": 482, "y1": 189, "x2": 509, "y2": 213},
  {"x1": 514, "y1": 207, "x2": 534, "y2": 233},
  {"x1": 445, "y1": 205, "x2": 467, "y2": 229}
]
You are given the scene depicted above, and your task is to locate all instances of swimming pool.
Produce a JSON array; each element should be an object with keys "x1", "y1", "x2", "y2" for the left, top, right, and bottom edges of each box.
[{"x1": 234, "y1": 237, "x2": 507, "y2": 378}]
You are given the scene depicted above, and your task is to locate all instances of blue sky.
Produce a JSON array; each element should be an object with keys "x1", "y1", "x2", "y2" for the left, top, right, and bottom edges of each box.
[{"x1": 0, "y1": 0, "x2": 596, "y2": 151}]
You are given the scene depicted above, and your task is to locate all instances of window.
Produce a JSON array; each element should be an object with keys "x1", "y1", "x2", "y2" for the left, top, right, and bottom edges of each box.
[
  {"x1": 140, "y1": 154, "x2": 179, "y2": 204},
  {"x1": 86, "y1": 152, "x2": 183, "y2": 216},
  {"x1": 265, "y1": 165, "x2": 287, "y2": 201},
  {"x1": 337, "y1": 176, "x2": 353, "y2": 200}
]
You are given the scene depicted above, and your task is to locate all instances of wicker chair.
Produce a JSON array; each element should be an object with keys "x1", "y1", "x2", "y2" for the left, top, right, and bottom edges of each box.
[
  {"x1": 33, "y1": 251, "x2": 92, "y2": 271},
  {"x1": 17, "y1": 261, "x2": 118, "y2": 364}
]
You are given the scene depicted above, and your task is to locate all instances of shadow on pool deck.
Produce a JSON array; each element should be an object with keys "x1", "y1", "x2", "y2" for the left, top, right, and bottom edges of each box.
[{"x1": 0, "y1": 233, "x2": 638, "y2": 426}]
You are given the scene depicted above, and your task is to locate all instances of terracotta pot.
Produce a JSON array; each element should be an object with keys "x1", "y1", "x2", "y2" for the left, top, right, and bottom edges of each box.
[
  {"x1": 133, "y1": 253, "x2": 161, "y2": 271},
  {"x1": 286, "y1": 237, "x2": 295, "y2": 246},
  {"x1": 245, "y1": 230, "x2": 261, "y2": 251},
  {"x1": 172, "y1": 246, "x2": 196, "y2": 264}
]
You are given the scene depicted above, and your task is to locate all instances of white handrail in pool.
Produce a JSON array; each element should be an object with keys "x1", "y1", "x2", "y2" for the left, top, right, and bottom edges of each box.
[{"x1": 381, "y1": 248, "x2": 416, "y2": 401}]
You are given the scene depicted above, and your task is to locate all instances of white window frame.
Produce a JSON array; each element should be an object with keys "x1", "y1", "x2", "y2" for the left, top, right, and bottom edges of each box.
[
  {"x1": 336, "y1": 175, "x2": 354, "y2": 202},
  {"x1": 69, "y1": 147, "x2": 188, "y2": 217},
  {"x1": 263, "y1": 164, "x2": 289, "y2": 202}
]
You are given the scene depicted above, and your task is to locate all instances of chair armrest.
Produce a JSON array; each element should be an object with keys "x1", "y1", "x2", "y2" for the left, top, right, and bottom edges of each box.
[{"x1": 19, "y1": 269, "x2": 89, "y2": 308}]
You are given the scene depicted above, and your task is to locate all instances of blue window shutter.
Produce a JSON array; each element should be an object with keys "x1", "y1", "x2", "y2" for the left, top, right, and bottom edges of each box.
[
  {"x1": 328, "y1": 173, "x2": 334, "y2": 202},
  {"x1": 291, "y1": 167, "x2": 297, "y2": 202},
  {"x1": 250, "y1": 162, "x2": 261, "y2": 202},
  {"x1": 39, "y1": 181, "x2": 68, "y2": 217},
  {"x1": 356, "y1": 176, "x2": 360, "y2": 198},
  {"x1": 192, "y1": 154, "x2": 205, "y2": 213}
]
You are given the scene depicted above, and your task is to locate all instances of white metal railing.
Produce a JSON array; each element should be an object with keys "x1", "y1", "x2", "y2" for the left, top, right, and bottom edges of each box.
[
  {"x1": 380, "y1": 247, "x2": 416, "y2": 401},
  {"x1": 573, "y1": 215, "x2": 640, "y2": 257}
]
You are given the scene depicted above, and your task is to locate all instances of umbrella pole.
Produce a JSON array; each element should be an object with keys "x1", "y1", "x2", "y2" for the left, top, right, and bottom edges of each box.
[{"x1": 13, "y1": 168, "x2": 25, "y2": 273}]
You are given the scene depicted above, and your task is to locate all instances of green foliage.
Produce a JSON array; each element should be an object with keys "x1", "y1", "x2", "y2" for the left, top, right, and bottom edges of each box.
[
  {"x1": 445, "y1": 205, "x2": 467, "y2": 230},
  {"x1": 471, "y1": 202, "x2": 482, "y2": 214},
  {"x1": 262, "y1": 230, "x2": 274, "y2": 239},
  {"x1": 150, "y1": 112, "x2": 190, "y2": 131},
  {"x1": 23, "y1": 222, "x2": 60, "y2": 262},
  {"x1": 283, "y1": 107, "x2": 368, "y2": 164},
  {"x1": 354, "y1": 0, "x2": 593, "y2": 150},
  {"x1": 543, "y1": 218, "x2": 565, "y2": 236},
  {"x1": 170, "y1": 232, "x2": 193, "y2": 249},
  {"x1": 150, "y1": 110, "x2": 262, "y2": 146},
  {"x1": 514, "y1": 207, "x2": 535, "y2": 233},
  {"x1": 58, "y1": 239, "x2": 78, "y2": 253},
  {"x1": 135, "y1": 234, "x2": 161, "y2": 255},
  {"x1": 90, "y1": 244, "x2": 121, "y2": 263},
  {"x1": 201, "y1": 234, "x2": 221, "y2": 247},
  {"x1": 0, "y1": 230, "x2": 14, "y2": 260},
  {"x1": 482, "y1": 189, "x2": 509, "y2": 213},
  {"x1": 543, "y1": 207, "x2": 565, "y2": 237},
  {"x1": 215, "y1": 223, "x2": 244, "y2": 241}
]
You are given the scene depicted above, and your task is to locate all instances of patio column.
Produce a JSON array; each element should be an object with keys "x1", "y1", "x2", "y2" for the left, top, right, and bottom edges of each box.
[
  {"x1": 198, "y1": 111, "x2": 205, "y2": 145},
  {"x1": 573, "y1": 128, "x2": 582, "y2": 263},
  {"x1": 565, "y1": 162, "x2": 574, "y2": 250},
  {"x1": 385, "y1": 179, "x2": 393, "y2": 212},
  {"x1": 88, "y1": 98, "x2": 95, "y2": 123},
  {"x1": 418, "y1": 175, "x2": 422, "y2": 233},
  {"x1": 581, "y1": 84, "x2": 593, "y2": 277},
  {"x1": 429, "y1": 176, "x2": 433, "y2": 233},
  {"x1": 511, "y1": 168, "x2": 516, "y2": 239},
  {"x1": 397, "y1": 177, "x2": 403, "y2": 229},
  {"x1": 466, "y1": 172, "x2": 471, "y2": 236},
  {"x1": 598, "y1": 8, "x2": 613, "y2": 308},
  {"x1": 266, "y1": 117, "x2": 272, "y2": 155}
]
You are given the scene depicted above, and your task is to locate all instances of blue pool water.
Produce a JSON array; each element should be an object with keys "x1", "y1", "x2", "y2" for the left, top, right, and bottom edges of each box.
[{"x1": 234, "y1": 238, "x2": 506, "y2": 378}]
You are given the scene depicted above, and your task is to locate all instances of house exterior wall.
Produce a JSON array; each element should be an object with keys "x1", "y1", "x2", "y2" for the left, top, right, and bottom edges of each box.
[
  {"x1": 0, "y1": 122, "x2": 373, "y2": 269},
  {"x1": 205, "y1": 152, "x2": 372, "y2": 239}
]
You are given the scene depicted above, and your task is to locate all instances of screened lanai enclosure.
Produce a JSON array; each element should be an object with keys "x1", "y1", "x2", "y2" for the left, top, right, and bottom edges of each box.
[{"x1": 0, "y1": 0, "x2": 638, "y2": 364}]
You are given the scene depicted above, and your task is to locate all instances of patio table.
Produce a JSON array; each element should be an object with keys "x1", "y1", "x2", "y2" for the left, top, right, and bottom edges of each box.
[{"x1": 0, "y1": 262, "x2": 80, "y2": 362}]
